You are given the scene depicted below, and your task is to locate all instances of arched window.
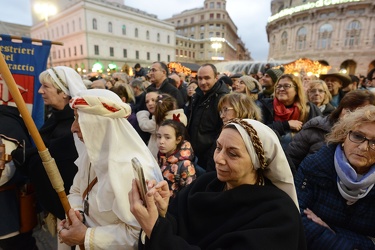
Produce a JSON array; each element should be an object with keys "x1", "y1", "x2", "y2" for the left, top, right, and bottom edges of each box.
[
  {"x1": 146, "y1": 30, "x2": 150, "y2": 40},
  {"x1": 281, "y1": 31, "x2": 288, "y2": 52},
  {"x1": 93, "y1": 18, "x2": 97, "y2": 30},
  {"x1": 135, "y1": 28, "x2": 138, "y2": 38},
  {"x1": 345, "y1": 20, "x2": 361, "y2": 47},
  {"x1": 157, "y1": 33, "x2": 160, "y2": 42},
  {"x1": 108, "y1": 22, "x2": 113, "y2": 33},
  {"x1": 296, "y1": 27, "x2": 307, "y2": 50},
  {"x1": 317, "y1": 23, "x2": 333, "y2": 49}
]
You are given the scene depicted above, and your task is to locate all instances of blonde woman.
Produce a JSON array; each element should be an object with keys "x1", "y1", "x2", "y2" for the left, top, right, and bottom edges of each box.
[
  {"x1": 307, "y1": 80, "x2": 334, "y2": 116},
  {"x1": 218, "y1": 92, "x2": 262, "y2": 124}
]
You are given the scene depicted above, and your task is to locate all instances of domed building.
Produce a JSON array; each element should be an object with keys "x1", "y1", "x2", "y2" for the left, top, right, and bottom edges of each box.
[{"x1": 266, "y1": 0, "x2": 375, "y2": 76}]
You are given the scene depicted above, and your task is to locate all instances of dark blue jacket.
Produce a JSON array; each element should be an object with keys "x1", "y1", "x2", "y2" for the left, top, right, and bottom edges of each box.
[{"x1": 295, "y1": 144, "x2": 375, "y2": 250}]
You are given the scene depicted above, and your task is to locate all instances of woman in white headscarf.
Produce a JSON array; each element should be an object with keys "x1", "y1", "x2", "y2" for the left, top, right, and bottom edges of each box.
[
  {"x1": 129, "y1": 118, "x2": 306, "y2": 250},
  {"x1": 58, "y1": 89, "x2": 163, "y2": 249},
  {"x1": 11, "y1": 66, "x2": 87, "y2": 229}
]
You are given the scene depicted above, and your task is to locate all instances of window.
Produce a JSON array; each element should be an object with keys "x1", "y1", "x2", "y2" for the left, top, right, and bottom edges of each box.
[
  {"x1": 200, "y1": 33, "x2": 204, "y2": 39},
  {"x1": 190, "y1": 17, "x2": 194, "y2": 23},
  {"x1": 167, "y1": 55, "x2": 170, "y2": 62},
  {"x1": 157, "y1": 33, "x2": 160, "y2": 42},
  {"x1": 67, "y1": 23, "x2": 69, "y2": 33},
  {"x1": 200, "y1": 25, "x2": 205, "y2": 31},
  {"x1": 136, "y1": 50, "x2": 139, "y2": 59},
  {"x1": 93, "y1": 19, "x2": 97, "y2": 30},
  {"x1": 147, "y1": 52, "x2": 150, "y2": 60},
  {"x1": 64, "y1": 49, "x2": 67, "y2": 58},
  {"x1": 200, "y1": 44, "x2": 204, "y2": 49},
  {"x1": 191, "y1": 27, "x2": 195, "y2": 32},
  {"x1": 146, "y1": 30, "x2": 150, "y2": 40},
  {"x1": 201, "y1": 15, "x2": 204, "y2": 20},
  {"x1": 157, "y1": 53, "x2": 160, "y2": 61},
  {"x1": 135, "y1": 28, "x2": 138, "y2": 38},
  {"x1": 74, "y1": 46, "x2": 77, "y2": 56},
  {"x1": 217, "y1": 14, "x2": 220, "y2": 19},
  {"x1": 317, "y1": 23, "x2": 333, "y2": 49},
  {"x1": 80, "y1": 45, "x2": 83, "y2": 55},
  {"x1": 345, "y1": 20, "x2": 361, "y2": 47},
  {"x1": 209, "y1": 2, "x2": 214, "y2": 8},
  {"x1": 176, "y1": 49, "x2": 179, "y2": 56},
  {"x1": 281, "y1": 31, "x2": 288, "y2": 52},
  {"x1": 58, "y1": 50, "x2": 61, "y2": 59},
  {"x1": 110, "y1": 47, "x2": 114, "y2": 56},
  {"x1": 209, "y1": 32, "x2": 213, "y2": 38},
  {"x1": 184, "y1": 19, "x2": 187, "y2": 24},
  {"x1": 123, "y1": 49, "x2": 127, "y2": 58},
  {"x1": 217, "y1": 2, "x2": 221, "y2": 8},
  {"x1": 167, "y1": 35, "x2": 170, "y2": 44},
  {"x1": 72, "y1": 20, "x2": 75, "y2": 32},
  {"x1": 79, "y1": 18, "x2": 82, "y2": 30},
  {"x1": 108, "y1": 22, "x2": 113, "y2": 33},
  {"x1": 122, "y1": 25, "x2": 126, "y2": 35},
  {"x1": 61, "y1": 25, "x2": 64, "y2": 35},
  {"x1": 296, "y1": 27, "x2": 307, "y2": 50},
  {"x1": 210, "y1": 13, "x2": 214, "y2": 20},
  {"x1": 94, "y1": 45, "x2": 99, "y2": 55}
]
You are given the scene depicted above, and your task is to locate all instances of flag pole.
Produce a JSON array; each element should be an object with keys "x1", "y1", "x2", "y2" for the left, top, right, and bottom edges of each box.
[{"x1": 0, "y1": 51, "x2": 84, "y2": 250}]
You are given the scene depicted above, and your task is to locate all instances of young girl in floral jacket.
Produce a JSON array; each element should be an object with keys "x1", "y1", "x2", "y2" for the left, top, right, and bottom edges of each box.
[{"x1": 156, "y1": 119, "x2": 196, "y2": 198}]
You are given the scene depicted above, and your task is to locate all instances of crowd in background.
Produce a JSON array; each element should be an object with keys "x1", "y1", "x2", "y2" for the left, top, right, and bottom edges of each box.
[{"x1": 1, "y1": 60, "x2": 375, "y2": 249}]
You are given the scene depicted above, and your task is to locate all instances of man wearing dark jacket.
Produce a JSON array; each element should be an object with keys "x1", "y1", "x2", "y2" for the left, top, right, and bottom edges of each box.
[
  {"x1": 187, "y1": 64, "x2": 230, "y2": 169},
  {"x1": 146, "y1": 61, "x2": 184, "y2": 108}
]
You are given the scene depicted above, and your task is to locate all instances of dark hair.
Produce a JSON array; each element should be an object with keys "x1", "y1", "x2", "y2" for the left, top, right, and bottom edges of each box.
[
  {"x1": 159, "y1": 119, "x2": 187, "y2": 149},
  {"x1": 350, "y1": 74, "x2": 359, "y2": 84},
  {"x1": 367, "y1": 68, "x2": 375, "y2": 81},
  {"x1": 153, "y1": 61, "x2": 169, "y2": 76},
  {"x1": 154, "y1": 93, "x2": 178, "y2": 125},
  {"x1": 329, "y1": 89, "x2": 375, "y2": 124},
  {"x1": 109, "y1": 85, "x2": 135, "y2": 104},
  {"x1": 200, "y1": 63, "x2": 218, "y2": 77},
  {"x1": 134, "y1": 63, "x2": 141, "y2": 69}
]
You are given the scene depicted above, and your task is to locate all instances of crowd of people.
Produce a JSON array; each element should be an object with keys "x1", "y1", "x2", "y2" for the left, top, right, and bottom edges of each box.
[{"x1": 1, "y1": 61, "x2": 375, "y2": 250}]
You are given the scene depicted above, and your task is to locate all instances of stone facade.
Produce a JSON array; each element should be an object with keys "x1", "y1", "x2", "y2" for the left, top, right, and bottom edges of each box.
[
  {"x1": 164, "y1": 0, "x2": 251, "y2": 64},
  {"x1": 30, "y1": 0, "x2": 176, "y2": 75},
  {"x1": 266, "y1": 0, "x2": 375, "y2": 76}
]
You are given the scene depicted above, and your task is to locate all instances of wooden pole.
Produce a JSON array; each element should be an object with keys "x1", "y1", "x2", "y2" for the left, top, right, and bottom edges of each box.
[
  {"x1": 0, "y1": 51, "x2": 84, "y2": 249},
  {"x1": 0, "y1": 35, "x2": 64, "y2": 46}
]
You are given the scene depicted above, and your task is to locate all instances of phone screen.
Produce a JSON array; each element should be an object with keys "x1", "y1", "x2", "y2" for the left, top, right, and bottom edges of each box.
[{"x1": 132, "y1": 157, "x2": 148, "y2": 207}]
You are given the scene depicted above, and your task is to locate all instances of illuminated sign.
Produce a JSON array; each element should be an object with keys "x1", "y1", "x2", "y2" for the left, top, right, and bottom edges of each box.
[
  {"x1": 92, "y1": 62, "x2": 103, "y2": 72},
  {"x1": 268, "y1": 0, "x2": 361, "y2": 23}
]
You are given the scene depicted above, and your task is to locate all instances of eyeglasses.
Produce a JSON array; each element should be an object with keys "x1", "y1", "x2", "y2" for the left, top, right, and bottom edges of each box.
[
  {"x1": 275, "y1": 84, "x2": 294, "y2": 90},
  {"x1": 348, "y1": 131, "x2": 375, "y2": 150},
  {"x1": 309, "y1": 89, "x2": 325, "y2": 94},
  {"x1": 219, "y1": 107, "x2": 234, "y2": 116}
]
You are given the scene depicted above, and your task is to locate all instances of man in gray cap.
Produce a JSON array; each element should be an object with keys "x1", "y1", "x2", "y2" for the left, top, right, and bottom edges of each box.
[
  {"x1": 259, "y1": 68, "x2": 284, "y2": 100},
  {"x1": 319, "y1": 69, "x2": 351, "y2": 107}
]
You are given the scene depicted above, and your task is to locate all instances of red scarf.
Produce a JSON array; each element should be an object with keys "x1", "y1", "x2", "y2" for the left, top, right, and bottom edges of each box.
[{"x1": 273, "y1": 98, "x2": 300, "y2": 121}]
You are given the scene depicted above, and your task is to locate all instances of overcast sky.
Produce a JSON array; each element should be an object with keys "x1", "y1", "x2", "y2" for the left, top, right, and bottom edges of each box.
[{"x1": 0, "y1": 0, "x2": 272, "y2": 61}]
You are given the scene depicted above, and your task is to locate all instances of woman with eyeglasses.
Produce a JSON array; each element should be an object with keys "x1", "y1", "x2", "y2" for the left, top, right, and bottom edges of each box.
[
  {"x1": 218, "y1": 92, "x2": 262, "y2": 124},
  {"x1": 307, "y1": 80, "x2": 335, "y2": 116},
  {"x1": 259, "y1": 74, "x2": 321, "y2": 149},
  {"x1": 286, "y1": 89, "x2": 375, "y2": 170},
  {"x1": 295, "y1": 105, "x2": 375, "y2": 249}
]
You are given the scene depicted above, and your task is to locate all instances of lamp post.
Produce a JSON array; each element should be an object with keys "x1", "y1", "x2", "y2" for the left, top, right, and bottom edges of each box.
[{"x1": 34, "y1": 2, "x2": 57, "y2": 68}]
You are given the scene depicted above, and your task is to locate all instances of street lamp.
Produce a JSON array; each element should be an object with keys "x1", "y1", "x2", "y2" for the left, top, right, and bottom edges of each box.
[{"x1": 34, "y1": 1, "x2": 57, "y2": 67}]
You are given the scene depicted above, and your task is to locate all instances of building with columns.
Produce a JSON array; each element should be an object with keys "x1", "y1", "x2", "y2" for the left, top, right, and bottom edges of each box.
[
  {"x1": 164, "y1": 0, "x2": 251, "y2": 64},
  {"x1": 266, "y1": 0, "x2": 375, "y2": 76},
  {"x1": 30, "y1": 0, "x2": 176, "y2": 75}
]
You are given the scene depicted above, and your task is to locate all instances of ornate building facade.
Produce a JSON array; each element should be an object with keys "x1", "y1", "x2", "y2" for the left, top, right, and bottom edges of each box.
[
  {"x1": 164, "y1": 0, "x2": 251, "y2": 64},
  {"x1": 30, "y1": 0, "x2": 176, "y2": 75},
  {"x1": 266, "y1": 0, "x2": 375, "y2": 75}
]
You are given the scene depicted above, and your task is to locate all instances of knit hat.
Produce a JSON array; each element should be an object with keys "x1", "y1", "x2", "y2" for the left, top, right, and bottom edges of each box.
[
  {"x1": 265, "y1": 68, "x2": 283, "y2": 84},
  {"x1": 240, "y1": 75, "x2": 261, "y2": 93}
]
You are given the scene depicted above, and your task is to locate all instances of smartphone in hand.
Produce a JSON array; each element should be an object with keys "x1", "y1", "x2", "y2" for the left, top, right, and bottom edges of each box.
[{"x1": 132, "y1": 157, "x2": 148, "y2": 207}]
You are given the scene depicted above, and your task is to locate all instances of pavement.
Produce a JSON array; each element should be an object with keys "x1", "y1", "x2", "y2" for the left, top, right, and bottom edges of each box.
[{"x1": 33, "y1": 224, "x2": 57, "y2": 250}]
